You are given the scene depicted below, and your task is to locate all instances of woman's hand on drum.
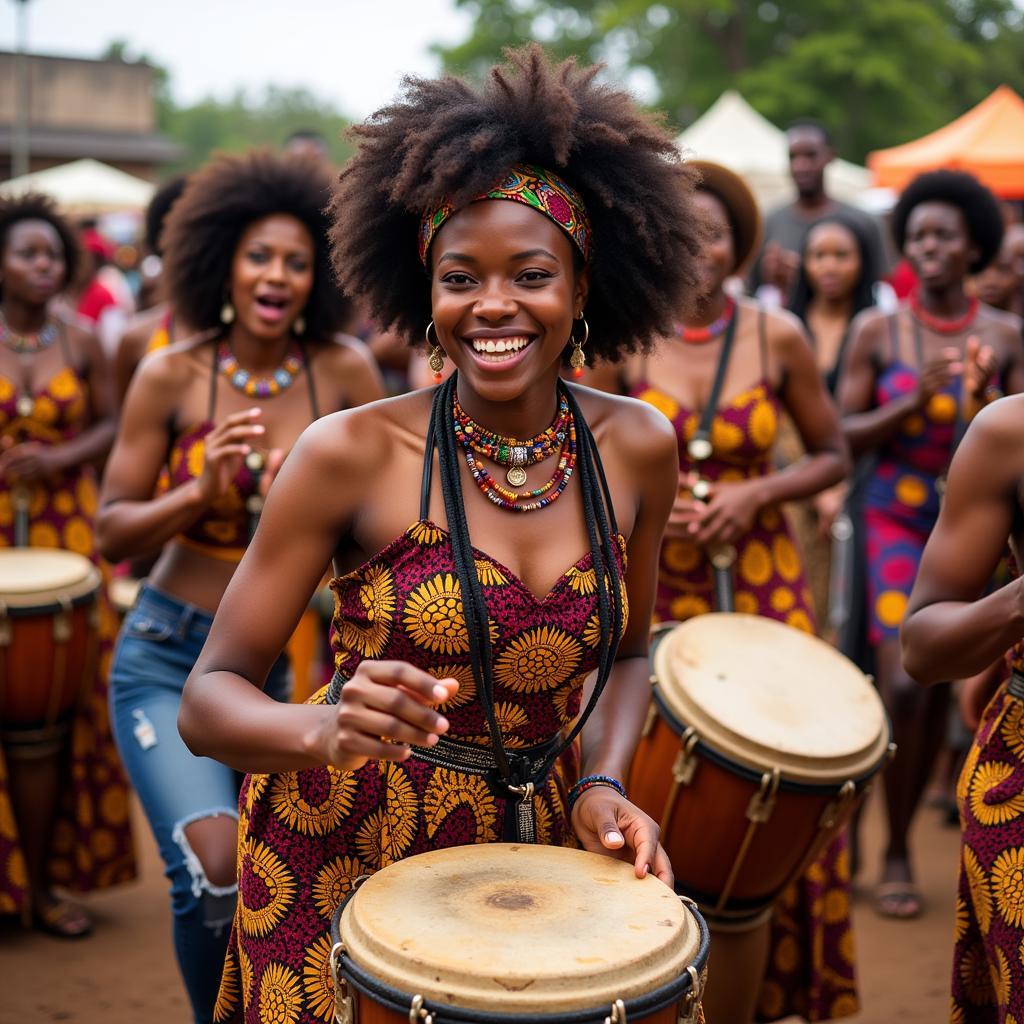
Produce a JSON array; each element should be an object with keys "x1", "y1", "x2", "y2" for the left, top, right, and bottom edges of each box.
[
  {"x1": 195, "y1": 409, "x2": 267, "y2": 503},
  {"x1": 307, "y1": 660, "x2": 459, "y2": 772},
  {"x1": 674, "y1": 475, "x2": 761, "y2": 546},
  {"x1": 571, "y1": 788, "x2": 673, "y2": 885},
  {"x1": 0, "y1": 438, "x2": 63, "y2": 482}
]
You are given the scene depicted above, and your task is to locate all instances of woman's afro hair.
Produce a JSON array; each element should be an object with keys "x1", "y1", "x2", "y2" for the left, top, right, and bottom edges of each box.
[
  {"x1": 144, "y1": 174, "x2": 188, "y2": 255},
  {"x1": 161, "y1": 150, "x2": 351, "y2": 338},
  {"x1": 0, "y1": 191, "x2": 80, "y2": 300},
  {"x1": 892, "y1": 169, "x2": 1004, "y2": 274},
  {"x1": 329, "y1": 44, "x2": 703, "y2": 361}
]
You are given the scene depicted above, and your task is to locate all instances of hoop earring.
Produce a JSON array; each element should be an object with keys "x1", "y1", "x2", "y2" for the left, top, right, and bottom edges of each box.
[
  {"x1": 426, "y1": 321, "x2": 445, "y2": 383},
  {"x1": 569, "y1": 316, "x2": 589, "y2": 378},
  {"x1": 220, "y1": 301, "x2": 235, "y2": 325}
]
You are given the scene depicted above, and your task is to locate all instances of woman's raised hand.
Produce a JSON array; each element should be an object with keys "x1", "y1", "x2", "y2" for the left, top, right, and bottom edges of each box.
[{"x1": 195, "y1": 408, "x2": 266, "y2": 503}]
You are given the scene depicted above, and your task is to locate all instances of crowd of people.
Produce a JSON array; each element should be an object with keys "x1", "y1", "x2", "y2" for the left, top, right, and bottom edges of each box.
[{"x1": 2, "y1": 44, "x2": 1024, "y2": 1024}]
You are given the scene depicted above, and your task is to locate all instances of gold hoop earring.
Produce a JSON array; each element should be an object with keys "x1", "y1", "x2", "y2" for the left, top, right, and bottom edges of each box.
[
  {"x1": 426, "y1": 321, "x2": 445, "y2": 383},
  {"x1": 569, "y1": 316, "x2": 589, "y2": 378}
]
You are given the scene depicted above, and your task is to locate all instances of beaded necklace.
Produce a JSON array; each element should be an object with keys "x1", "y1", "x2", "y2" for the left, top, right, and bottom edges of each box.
[
  {"x1": 453, "y1": 392, "x2": 569, "y2": 487},
  {"x1": 910, "y1": 294, "x2": 979, "y2": 335},
  {"x1": 453, "y1": 393, "x2": 577, "y2": 512},
  {"x1": 680, "y1": 297, "x2": 736, "y2": 344},
  {"x1": 218, "y1": 340, "x2": 303, "y2": 398},
  {"x1": 0, "y1": 311, "x2": 60, "y2": 354}
]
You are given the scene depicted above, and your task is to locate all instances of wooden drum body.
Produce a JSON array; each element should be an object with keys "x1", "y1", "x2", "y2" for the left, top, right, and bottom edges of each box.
[
  {"x1": 0, "y1": 549, "x2": 102, "y2": 747},
  {"x1": 330, "y1": 844, "x2": 709, "y2": 1024},
  {"x1": 629, "y1": 615, "x2": 892, "y2": 924}
]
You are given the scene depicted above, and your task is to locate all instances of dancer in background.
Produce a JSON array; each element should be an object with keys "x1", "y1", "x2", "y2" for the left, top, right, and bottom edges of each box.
[
  {"x1": 177, "y1": 46, "x2": 704, "y2": 1024},
  {"x1": 902, "y1": 394, "x2": 1024, "y2": 1023},
  {"x1": 98, "y1": 151, "x2": 382, "y2": 1023},
  {"x1": 839, "y1": 169, "x2": 1024, "y2": 920},
  {"x1": 0, "y1": 193, "x2": 134, "y2": 937},
  {"x1": 623, "y1": 161, "x2": 854, "y2": 1023},
  {"x1": 784, "y1": 212, "x2": 878, "y2": 636}
]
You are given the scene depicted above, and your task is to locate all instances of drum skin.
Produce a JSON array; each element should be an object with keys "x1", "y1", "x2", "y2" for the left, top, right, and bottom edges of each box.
[{"x1": 629, "y1": 711, "x2": 862, "y2": 914}]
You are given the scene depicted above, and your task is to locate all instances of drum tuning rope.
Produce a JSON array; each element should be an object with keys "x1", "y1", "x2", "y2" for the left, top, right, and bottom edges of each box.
[
  {"x1": 660, "y1": 727, "x2": 701, "y2": 833},
  {"x1": 329, "y1": 941, "x2": 354, "y2": 1024},
  {"x1": 678, "y1": 965, "x2": 704, "y2": 1024},
  {"x1": 409, "y1": 995, "x2": 435, "y2": 1024}
]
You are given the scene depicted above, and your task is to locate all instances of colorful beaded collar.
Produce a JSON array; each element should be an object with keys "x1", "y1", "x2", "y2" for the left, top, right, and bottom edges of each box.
[{"x1": 418, "y1": 164, "x2": 592, "y2": 266}]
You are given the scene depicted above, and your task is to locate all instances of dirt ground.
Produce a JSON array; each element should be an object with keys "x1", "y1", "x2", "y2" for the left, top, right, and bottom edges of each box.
[{"x1": 1, "y1": 786, "x2": 959, "y2": 1024}]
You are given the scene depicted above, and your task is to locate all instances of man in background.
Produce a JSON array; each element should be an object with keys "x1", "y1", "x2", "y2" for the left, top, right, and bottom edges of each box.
[{"x1": 750, "y1": 120, "x2": 889, "y2": 305}]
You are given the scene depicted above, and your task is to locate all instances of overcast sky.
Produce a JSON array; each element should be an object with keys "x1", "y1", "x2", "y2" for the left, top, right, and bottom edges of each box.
[{"x1": 0, "y1": 0, "x2": 473, "y2": 118}]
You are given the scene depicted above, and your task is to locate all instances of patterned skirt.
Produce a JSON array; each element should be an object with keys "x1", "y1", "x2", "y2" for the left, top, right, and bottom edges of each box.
[{"x1": 951, "y1": 678, "x2": 1024, "y2": 1022}]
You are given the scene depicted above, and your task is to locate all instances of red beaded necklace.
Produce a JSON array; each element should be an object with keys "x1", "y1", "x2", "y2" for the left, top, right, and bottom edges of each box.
[
  {"x1": 679, "y1": 297, "x2": 736, "y2": 344},
  {"x1": 910, "y1": 293, "x2": 979, "y2": 335}
]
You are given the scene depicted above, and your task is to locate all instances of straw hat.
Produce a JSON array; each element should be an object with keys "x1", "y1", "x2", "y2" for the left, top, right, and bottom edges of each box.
[{"x1": 689, "y1": 160, "x2": 763, "y2": 274}]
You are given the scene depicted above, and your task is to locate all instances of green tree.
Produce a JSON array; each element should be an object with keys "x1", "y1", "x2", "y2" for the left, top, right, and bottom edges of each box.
[
  {"x1": 435, "y1": 0, "x2": 1024, "y2": 161},
  {"x1": 102, "y1": 40, "x2": 354, "y2": 173}
]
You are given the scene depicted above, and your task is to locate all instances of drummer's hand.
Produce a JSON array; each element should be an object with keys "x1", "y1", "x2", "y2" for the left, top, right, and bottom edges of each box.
[
  {"x1": 677, "y1": 477, "x2": 762, "y2": 546},
  {"x1": 196, "y1": 408, "x2": 266, "y2": 503},
  {"x1": 571, "y1": 788, "x2": 673, "y2": 885},
  {"x1": 0, "y1": 439, "x2": 62, "y2": 482},
  {"x1": 308, "y1": 660, "x2": 459, "y2": 772}
]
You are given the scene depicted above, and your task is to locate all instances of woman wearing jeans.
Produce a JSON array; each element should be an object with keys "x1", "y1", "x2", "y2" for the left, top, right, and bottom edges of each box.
[{"x1": 98, "y1": 151, "x2": 383, "y2": 1023}]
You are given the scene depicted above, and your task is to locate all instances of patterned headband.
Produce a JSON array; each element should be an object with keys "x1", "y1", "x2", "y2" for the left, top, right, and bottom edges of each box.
[{"x1": 418, "y1": 164, "x2": 591, "y2": 266}]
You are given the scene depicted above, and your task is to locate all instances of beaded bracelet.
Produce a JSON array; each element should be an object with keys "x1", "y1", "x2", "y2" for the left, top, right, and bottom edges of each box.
[{"x1": 567, "y1": 774, "x2": 627, "y2": 812}]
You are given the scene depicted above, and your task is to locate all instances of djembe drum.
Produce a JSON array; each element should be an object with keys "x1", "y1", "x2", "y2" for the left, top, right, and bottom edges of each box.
[{"x1": 330, "y1": 843, "x2": 709, "y2": 1023}]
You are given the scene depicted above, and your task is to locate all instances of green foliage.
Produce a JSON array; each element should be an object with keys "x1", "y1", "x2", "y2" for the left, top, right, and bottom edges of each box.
[
  {"x1": 101, "y1": 40, "x2": 353, "y2": 174},
  {"x1": 435, "y1": 0, "x2": 1024, "y2": 161}
]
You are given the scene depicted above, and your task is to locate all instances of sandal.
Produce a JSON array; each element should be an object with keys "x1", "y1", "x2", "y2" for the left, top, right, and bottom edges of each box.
[
  {"x1": 874, "y1": 881, "x2": 923, "y2": 920},
  {"x1": 33, "y1": 897, "x2": 93, "y2": 939}
]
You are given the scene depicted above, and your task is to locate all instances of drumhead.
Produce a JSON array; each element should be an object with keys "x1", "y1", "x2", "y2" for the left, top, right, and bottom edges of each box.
[
  {"x1": 0, "y1": 549, "x2": 101, "y2": 607},
  {"x1": 339, "y1": 844, "x2": 701, "y2": 1013},
  {"x1": 654, "y1": 614, "x2": 889, "y2": 784}
]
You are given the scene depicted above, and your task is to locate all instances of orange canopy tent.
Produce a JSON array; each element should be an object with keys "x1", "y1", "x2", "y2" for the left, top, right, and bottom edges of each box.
[{"x1": 869, "y1": 86, "x2": 1024, "y2": 198}]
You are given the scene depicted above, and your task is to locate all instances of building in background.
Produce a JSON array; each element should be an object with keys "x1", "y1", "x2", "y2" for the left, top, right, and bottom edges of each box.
[{"x1": 0, "y1": 50, "x2": 182, "y2": 181}]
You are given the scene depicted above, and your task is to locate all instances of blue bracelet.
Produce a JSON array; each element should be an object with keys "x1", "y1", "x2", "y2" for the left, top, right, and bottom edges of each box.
[{"x1": 568, "y1": 774, "x2": 627, "y2": 812}]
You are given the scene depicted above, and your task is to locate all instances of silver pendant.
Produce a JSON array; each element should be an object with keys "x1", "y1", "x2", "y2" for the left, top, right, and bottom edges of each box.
[
  {"x1": 506, "y1": 466, "x2": 528, "y2": 488},
  {"x1": 245, "y1": 450, "x2": 266, "y2": 473},
  {"x1": 246, "y1": 494, "x2": 264, "y2": 515},
  {"x1": 691, "y1": 478, "x2": 712, "y2": 502},
  {"x1": 15, "y1": 394, "x2": 33, "y2": 418},
  {"x1": 688, "y1": 436, "x2": 712, "y2": 461}
]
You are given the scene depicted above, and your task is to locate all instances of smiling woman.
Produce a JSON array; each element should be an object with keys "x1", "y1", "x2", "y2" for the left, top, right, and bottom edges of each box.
[
  {"x1": 175, "y1": 44, "x2": 705, "y2": 1024},
  {"x1": 95, "y1": 150, "x2": 384, "y2": 1024}
]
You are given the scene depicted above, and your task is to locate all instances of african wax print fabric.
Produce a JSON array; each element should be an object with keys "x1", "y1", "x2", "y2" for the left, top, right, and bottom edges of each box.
[
  {"x1": 0, "y1": 362, "x2": 135, "y2": 915},
  {"x1": 213, "y1": 522, "x2": 628, "y2": 1023},
  {"x1": 632, "y1": 376, "x2": 859, "y2": 1022}
]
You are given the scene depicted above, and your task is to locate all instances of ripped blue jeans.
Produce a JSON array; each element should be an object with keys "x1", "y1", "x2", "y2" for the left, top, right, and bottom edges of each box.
[{"x1": 109, "y1": 583, "x2": 291, "y2": 1024}]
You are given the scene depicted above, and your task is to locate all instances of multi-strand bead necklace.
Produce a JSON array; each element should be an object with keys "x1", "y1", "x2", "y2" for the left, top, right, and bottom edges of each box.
[{"x1": 453, "y1": 392, "x2": 576, "y2": 512}]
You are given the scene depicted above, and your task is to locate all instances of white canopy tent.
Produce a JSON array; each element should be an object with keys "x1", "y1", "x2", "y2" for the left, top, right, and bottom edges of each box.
[
  {"x1": 676, "y1": 91, "x2": 872, "y2": 212},
  {"x1": 0, "y1": 158, "x2": 156, "y2": 214}
]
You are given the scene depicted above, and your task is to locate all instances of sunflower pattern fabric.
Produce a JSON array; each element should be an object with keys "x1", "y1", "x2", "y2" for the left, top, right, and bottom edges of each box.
[
  {"x1": 164, "y1": 420, "x2": 262, "y2": 560},
  {"x1": 631, "y1": 377, "x2": 859, "y2": 1022},
  {"x1": 0, "y1": 364, "x2": 136, "y2": 916},
  {"x1": 213, "y1": 521, "x2": 626, "y2": 1024},
  {"x1": 862, "y1": 359, "x2": 989, "y2": 645},
  {"x1": 951, "y1": 644, "x2": 1024, "y2": 1023}
]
